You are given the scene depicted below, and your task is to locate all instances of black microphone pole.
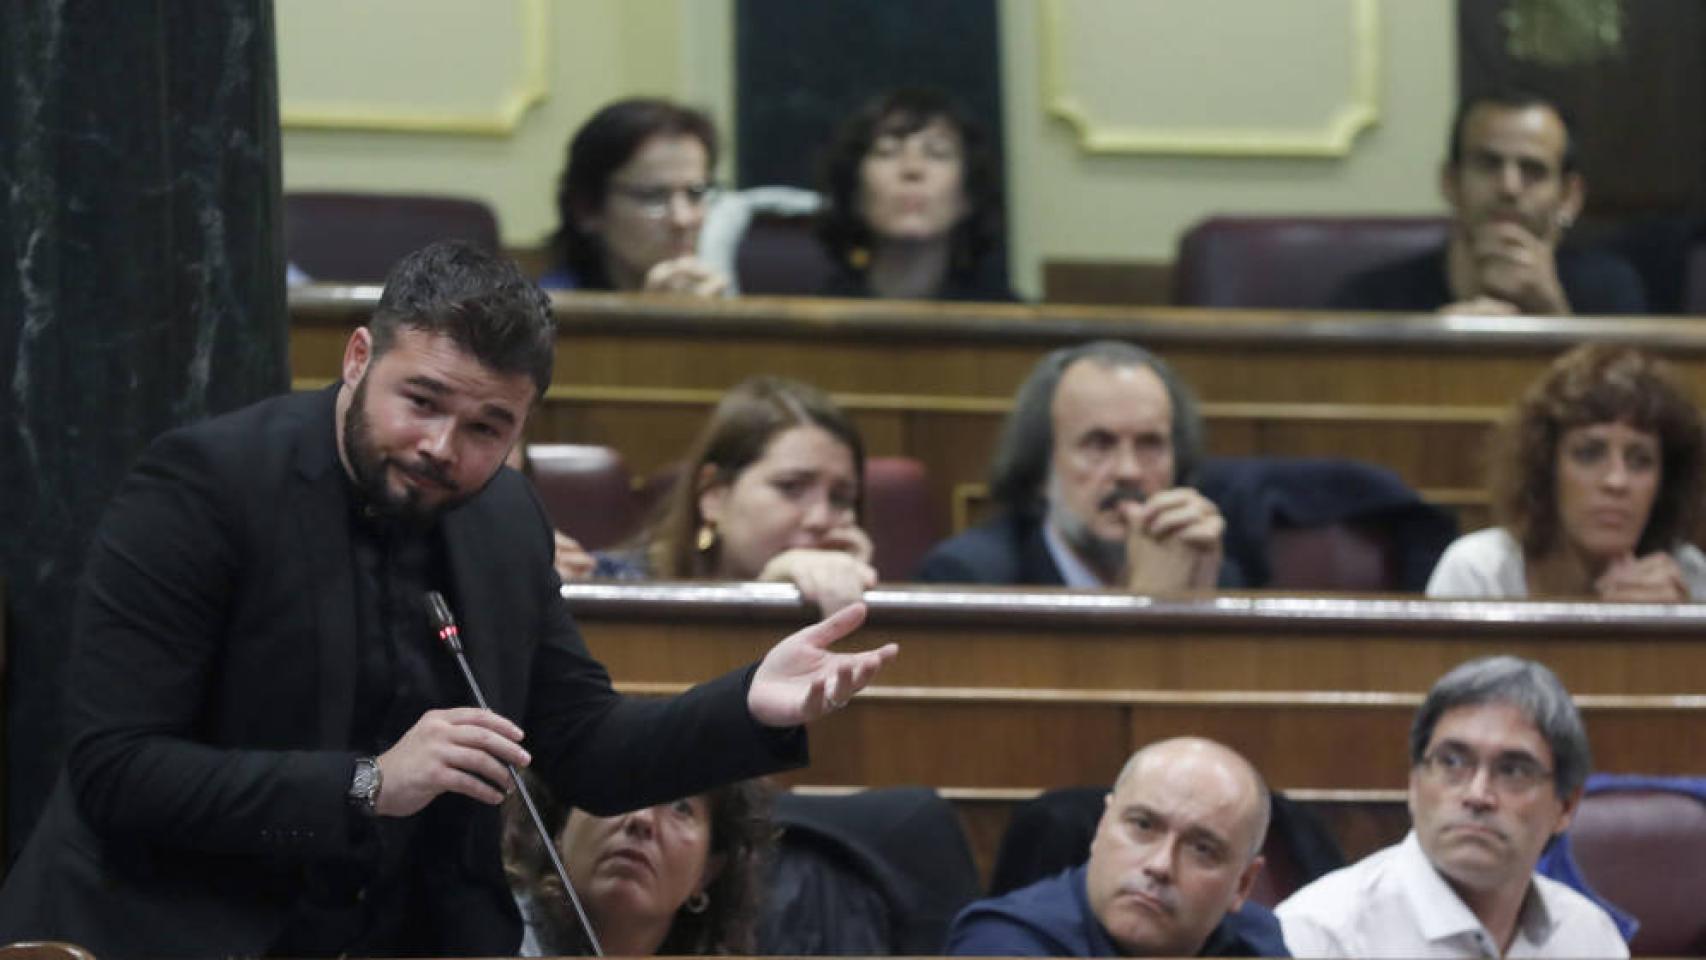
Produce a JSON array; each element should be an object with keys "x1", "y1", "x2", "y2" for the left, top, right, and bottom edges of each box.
[{"x1": 425, "y1": 590, "x2": 604, "y2": 957}]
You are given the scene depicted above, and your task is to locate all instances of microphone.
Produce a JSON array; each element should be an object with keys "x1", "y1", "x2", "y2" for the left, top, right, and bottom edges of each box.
[{"x1": 425, "y1": 590, "x2": 605, "y2": 957}]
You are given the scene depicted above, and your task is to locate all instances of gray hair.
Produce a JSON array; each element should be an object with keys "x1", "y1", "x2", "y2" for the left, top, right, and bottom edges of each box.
[
  {"x1": 1409, "y1": 656, "x2": 1591, "y2": 800},
  {"x1": 988, "y1": 340, "x2": 1205, "y2": 512}
]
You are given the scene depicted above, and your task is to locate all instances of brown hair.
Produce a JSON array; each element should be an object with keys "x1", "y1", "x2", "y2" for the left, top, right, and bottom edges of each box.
[
  {"x1": 1491, "y1": 344, "x2": 1704, "y2": 558},
  {"x1": 645, "y1": 376, "x2": 866, "y2": 578},
  {"x1": 503, "y1": 777, "x2": 777, "y2": 956}
]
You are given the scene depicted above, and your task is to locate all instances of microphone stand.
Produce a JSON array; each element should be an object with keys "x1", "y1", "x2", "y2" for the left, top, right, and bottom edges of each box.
[{"x1": 426, "y1": 590, "x2": 605, "y2": 957}]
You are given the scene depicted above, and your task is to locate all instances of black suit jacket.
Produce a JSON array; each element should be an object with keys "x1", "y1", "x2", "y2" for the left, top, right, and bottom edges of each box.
[
  {"x1": 914, "y1": 509, "x2": 1245, "y2": 587},
  {"x1": 913, "y1": 510, "x2": 1065, "y2": 586},
  {"x1": 0, "y1": 387, "x2": 802, "y2": 957}
]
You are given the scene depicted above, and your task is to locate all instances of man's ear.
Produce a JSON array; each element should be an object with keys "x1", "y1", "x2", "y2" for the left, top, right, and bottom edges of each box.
[
  {"x1": 1552, "y1": 785, "x2": 1584, "y2": 837},
  {"x1": 1439, "y1": 161, "x2": 1462, "y2": 213},
  {"x1": 1556, "y1": 172, "x2": 1586, "y2": 233},
  {"x1": 341, "y1": 327, "x2": 374, "y2": 387},
  {"x1": 1229, "y1": 854, "x2": 1265, "y2": 911}
]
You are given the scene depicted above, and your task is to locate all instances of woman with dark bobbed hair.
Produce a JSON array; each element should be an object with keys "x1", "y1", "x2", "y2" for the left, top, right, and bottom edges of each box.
[
  {"x1": 590, "y1": 376, "x2": 876, "y2": 614},
  {"x1": 1428, "y1": 344, "x2": 1706, "y2": 599},
  {"x1": 505, "y1": 779, "x2": 775, "y2": 956},
  {"x1": 542, "y1": 97, "x2": 728, "y2": 296},
  {"x1": 816, "y1": 87, "x2": 1016, "y2": 302}
]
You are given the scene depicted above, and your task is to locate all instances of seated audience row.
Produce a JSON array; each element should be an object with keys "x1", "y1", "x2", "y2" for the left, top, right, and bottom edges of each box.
[
  {"x1": 492, "y1": 653, "x2": 1634, "y2": 958},
  {"x1": 529, "y1": 87, "x2": 1651, "y2": 314},
  {"x1": 542, "y1": 88, "x2": 1012, "y2": 303},
  {"x1": 532, "y1": 340, "x2": 1702, "y2": 608},
  {"x1": 944, "y1": 656, "x2": 1628, "y2": 958}
]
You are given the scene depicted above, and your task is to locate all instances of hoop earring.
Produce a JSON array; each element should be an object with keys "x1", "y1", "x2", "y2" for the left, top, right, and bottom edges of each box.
[
  {"x1": 685, "y1": 891, "x2": 710, "y2": 914},
  {"x1": 696, "y1": 522, "x2": 718, "y2": 553}
]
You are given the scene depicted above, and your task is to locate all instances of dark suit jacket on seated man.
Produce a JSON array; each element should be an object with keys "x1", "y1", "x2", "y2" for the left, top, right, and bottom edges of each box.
[
  {"x1": 0, "y1": 241, "x2": 895, "y2": 958},
  {"x1": 916, "y1": 340, "x2": 1237, "y2": 591},
  {"x1": 1330, "y1": 90, "x2": 1645, "y2": 317},
  {"x1": 946, "y1": 738, "x2": 1288, "y2": 957}
]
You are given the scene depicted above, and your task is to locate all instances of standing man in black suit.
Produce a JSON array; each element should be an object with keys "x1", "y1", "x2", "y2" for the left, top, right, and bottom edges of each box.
[
  {"x1": 1330, "y1": 91, "x2": 1645, "y2": 316},
  {"x1": 914, "y1": 340, "x2": 1230, "y2": 592},
  {"x1": 0, "y1": 241, "x2": 895, "y2": 957}
]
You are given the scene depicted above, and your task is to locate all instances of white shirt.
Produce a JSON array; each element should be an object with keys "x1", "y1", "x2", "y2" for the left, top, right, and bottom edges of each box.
[
  {"x1": 1275, "y1": 831, "x2": 1628, "y2": 958},
  {"x1": 1426, "y1": 526, "x2": 1706, "y2": 599}
]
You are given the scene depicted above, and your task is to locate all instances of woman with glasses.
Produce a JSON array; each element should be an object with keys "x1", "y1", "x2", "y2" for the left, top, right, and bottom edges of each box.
[
  {"x1": 543, "y1": 98, "x2": 728, "y2": 296},
  {"x1": 815, "y1": 87, "x2": 1017, "y2": 302},
  {"x1": 1427, "y1": 343, "x2": 1706, "y2": 600},
  {"x1": 590, "y1": 376, "x2": 876, "y2": 615}
]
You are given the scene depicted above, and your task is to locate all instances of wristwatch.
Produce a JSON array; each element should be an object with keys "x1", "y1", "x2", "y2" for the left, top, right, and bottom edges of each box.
[{"x1": 348, "y1": 756, "x2": 383, "y2": 816}]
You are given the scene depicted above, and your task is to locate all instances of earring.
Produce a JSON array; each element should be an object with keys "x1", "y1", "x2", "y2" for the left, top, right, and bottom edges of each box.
[
  {"x1": 696, "y1": 522, "x2": 717, "y2": 552},
  {"x1": 848, "y1": 246, "x2": 870, "y2": 270},
  {"x1": 685, "y1": 891, "x2": 710, "y2": 914}
]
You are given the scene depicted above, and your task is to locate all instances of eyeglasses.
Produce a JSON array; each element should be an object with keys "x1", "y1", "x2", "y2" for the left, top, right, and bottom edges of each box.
[
  {"x1": 1418, "y1": 745, "x2": 1554, "y2": 796},
  {"x1": 607, "y1": 181, "x2": 719, "y2": 218}
]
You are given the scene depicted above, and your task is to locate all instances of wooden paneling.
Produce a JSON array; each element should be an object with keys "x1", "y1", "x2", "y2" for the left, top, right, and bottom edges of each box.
[
  {"x1": 568, "y1": 582, "x2": 1706, "y2": 883},
  {"x1": 292, "y1": 289, "x2": 1706, "y2": 537},
  {"x1": 568, "y1": 583, "x2": 1706, "y2": 799}
]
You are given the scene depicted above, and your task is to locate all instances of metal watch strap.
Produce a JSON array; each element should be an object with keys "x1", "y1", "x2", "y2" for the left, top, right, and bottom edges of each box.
[{"x1": 348, "y1": 756, "x2": 382, "y2": 816}]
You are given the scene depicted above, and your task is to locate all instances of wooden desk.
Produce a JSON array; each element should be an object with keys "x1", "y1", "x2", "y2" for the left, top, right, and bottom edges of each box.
[
  {"x1": 564, "y1": 582, "x2": 1706, "y2": 796},
  {"x1": 566, "y1": 582, "x2": 1705, "y2": 877},
  {"x1": 293, "y1": 288, "x2": 1706, "y2": 533}
]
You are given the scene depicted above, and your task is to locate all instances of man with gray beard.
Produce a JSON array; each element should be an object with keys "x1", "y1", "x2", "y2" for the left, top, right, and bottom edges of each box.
[{"x1": 915, "y1": 340, "x2": 1234, "y2": 591}]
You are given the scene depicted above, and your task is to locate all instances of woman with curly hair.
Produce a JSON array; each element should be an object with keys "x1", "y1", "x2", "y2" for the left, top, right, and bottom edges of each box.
[
  {"x1": 815, "y1": 87, "x2": 1016, "y2": 302},
  {"x1": 505, "y1": 779, "x2": 775, "y2": 956},
  {"x1": 1427, "y1": 343, "x2": 1706, "y2": 599}
]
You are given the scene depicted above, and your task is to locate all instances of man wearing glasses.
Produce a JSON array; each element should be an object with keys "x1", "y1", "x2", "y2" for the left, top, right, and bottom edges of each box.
[{"x1": 1275, "y1": 656, "x2": 1627, "y2": 958}]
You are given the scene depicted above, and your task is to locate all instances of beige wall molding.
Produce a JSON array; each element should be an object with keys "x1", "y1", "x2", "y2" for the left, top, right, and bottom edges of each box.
[
  {"x1": 1040, "y1": 0, "x2": 1381, "y2": 157},
  {"x1": 279, "y1": 0, "x2": 549, "y2": 135}
]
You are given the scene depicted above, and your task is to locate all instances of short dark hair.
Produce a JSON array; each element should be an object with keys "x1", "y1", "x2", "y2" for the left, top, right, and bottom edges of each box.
[
  {"x1": 549, "y1": 98, "x2": 718, "y2": 290},
  {"x1": 816, "y1": 86, "x2": 1004, "y2": 284},
  {"x1": 647, "y1": 376, "x2": 866, "y2": 578},
  {"x1": 1410, "y1": 656, "x2": 1591, "y2": 801},
  {"x1": 370, "y1": 240, "x2": 555, "y2": 397},
  {"x1": 1491, "y1": 344, "x2": 1704, "y2": 559},
  {"x1": 502, "y1": 778, "x2": 776, "y2": 956},
  {"x1": 988, "y1": 341, "x2": 1205, "y2": 513},
  {"x1": 1447, "y1": 90, "x2": 1578, "y2": 175}
]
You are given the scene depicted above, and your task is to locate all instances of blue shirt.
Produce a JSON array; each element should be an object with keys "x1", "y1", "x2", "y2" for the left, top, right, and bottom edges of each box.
[{"x1": 945, "y1": 864, "x2": 1289, "y2": 957}]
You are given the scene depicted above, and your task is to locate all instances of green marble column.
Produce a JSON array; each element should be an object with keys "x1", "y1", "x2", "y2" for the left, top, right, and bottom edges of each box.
[{"x1": 0, "y1": 1, "x2": 287, "y2": 858}]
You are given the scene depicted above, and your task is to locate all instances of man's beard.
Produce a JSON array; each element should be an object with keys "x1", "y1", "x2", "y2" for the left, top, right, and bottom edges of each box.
[
  {"x1": 1045, "y1": 474, "x2": 1128, "y2": 582},
  {"x1": 343, "y1": 377, "x2": 465, "y2": 525}
]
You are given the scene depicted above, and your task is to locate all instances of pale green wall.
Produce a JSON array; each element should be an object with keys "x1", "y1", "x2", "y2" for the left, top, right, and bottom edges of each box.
[
  {"x1": 1001, "y1": 0, "x2": 1455, "y2": 293},
  {"x1": 280, "y1": 0, "x2": 1452, "y2": 297},
  {"x1": 280, "y1": 0, "x2": 733, "y2": 253}
]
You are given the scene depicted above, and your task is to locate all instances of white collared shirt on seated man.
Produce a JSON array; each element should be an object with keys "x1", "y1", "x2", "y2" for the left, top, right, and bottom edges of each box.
[{"x1": 1275, "y1": 689, "x2": 1626, "y2": 959}]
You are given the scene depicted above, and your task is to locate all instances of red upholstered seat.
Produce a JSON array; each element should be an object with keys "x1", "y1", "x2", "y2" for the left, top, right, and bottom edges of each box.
[
  {"x1": 284, "y1": 191, "x2": 501, "y2": 284},
  {"x1": 525, "y1": 444, "x2": 641, "y2": 552},
  {"x1": 735, "y1": 211, "x2": 840, "y2": 295},
  {"x1": 863, "y1": 457, "x2": 946, "y2": 582},
  {"x1": 1266, "y1": 521, "x2": 1398, "y2": 592},
  {"x1": 1174, "y1": 215, "x2": 1450, "y2": 309},
  {"x1": 1570, "y1": 788, "x2": 1706, "y2": 956}
]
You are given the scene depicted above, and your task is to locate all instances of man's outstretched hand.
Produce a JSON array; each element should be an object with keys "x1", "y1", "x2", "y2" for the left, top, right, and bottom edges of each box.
[{"x1": 747, "y1": 602, "x2": 898, "y2": 727}]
